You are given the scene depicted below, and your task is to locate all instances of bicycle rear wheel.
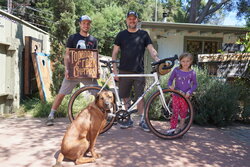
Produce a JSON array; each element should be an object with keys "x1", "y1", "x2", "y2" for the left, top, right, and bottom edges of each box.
[
  {"x1": 145, "y1": 88, "x2": 194, "y2": 139},
  {"x1": 68, "y1": 86, "x2": 115, "y2": 134}
]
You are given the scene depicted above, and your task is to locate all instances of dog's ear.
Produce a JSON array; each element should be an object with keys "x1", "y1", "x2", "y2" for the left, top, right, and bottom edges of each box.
[{"x1": 95, "y1": 93, "x2": 100, "y2": 104}]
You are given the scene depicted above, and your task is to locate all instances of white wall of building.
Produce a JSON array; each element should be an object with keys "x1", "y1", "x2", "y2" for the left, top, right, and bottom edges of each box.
[
  {"x1": 0, "y1": 10, "x2": 50, "y2": 113},
  {"x1": 157, "y1": 35, "x2": 184, "y2": 58},
  {"x1": 147, "y1": 29, "x2": 241, "y2": 59}
]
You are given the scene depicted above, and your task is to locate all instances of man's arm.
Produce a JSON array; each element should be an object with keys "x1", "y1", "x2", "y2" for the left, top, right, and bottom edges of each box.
[
  {"x1": 111, "y1": 44, "x2": 120, "y2": 81},
  {"x1": 64, "y1": 48, "x2": 70, "y2": 79},
  {"x1": 147, "y1": 44, "x2": 160, "y2": 62}
]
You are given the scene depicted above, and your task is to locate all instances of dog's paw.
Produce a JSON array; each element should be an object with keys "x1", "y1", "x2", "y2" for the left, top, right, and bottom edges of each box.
[
  {"x1": 93, "y1": 153, "x2": 102, "y2": 158},
  {"x1": 52, "y1": 162, "x2": 63, "y2": 167}
]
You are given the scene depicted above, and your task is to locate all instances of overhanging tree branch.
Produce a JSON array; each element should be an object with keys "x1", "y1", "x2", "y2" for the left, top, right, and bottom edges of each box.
[{"x1": 196, "y1": 0, "x2": 231, "y2": 23}]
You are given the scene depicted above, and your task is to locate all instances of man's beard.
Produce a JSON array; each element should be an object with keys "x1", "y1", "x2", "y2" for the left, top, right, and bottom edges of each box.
[
  {"x1": 128, "y1": 24, "x2": 137, "y2": 29},
  {"x1": 81, "y1": 28, "x2": 89, "y2": 33}
]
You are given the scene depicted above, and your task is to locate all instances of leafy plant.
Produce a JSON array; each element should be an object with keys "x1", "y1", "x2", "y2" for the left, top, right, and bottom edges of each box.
[
  {"x1": 236, "y1": 32, "x2": 250, "y2": 52},
  {"x1": 146, "y1": 66, "x2": 249, "y2": 126},
  {"x1": 192, "y1": 67, "x2": 243, "y2": 126}
]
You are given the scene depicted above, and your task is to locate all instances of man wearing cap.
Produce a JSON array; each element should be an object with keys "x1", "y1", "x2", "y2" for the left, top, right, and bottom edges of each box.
[
  {"x1": 46, "y1": 15, "x2": 98, "y2": 126},
  {"x1": 112, "y1": 11, "x2": 160, "y2": 131}
]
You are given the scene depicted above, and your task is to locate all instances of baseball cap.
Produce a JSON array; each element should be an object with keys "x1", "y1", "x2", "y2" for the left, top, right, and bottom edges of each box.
[
  {"x1": 79, "y1": 15, "x2": 92, "y2": 22},
  {"x1": 127, "y1": 11, "x2": 138, "y2": 18}
]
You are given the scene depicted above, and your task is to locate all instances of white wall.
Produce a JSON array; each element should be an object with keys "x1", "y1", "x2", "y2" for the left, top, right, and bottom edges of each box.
[
  {"x1": 0, "y1": 10, "x2": 50, "y2": 113},
  {"x1": 0, "y1": 45, "x2": 6, "y2": 94},
  {"x1": 149, "y1": 29, "x2": 241, "y2": 59},
  {"x1": 157, "y1": 35, "x2": 184, "y2": 59}
]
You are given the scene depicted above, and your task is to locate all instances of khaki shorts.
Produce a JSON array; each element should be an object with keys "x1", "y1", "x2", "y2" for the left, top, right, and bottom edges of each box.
[
  {"x1": 118, "y1": 71, "x2": 145, "y2": 99},
  {"x1": 58, "y1": 77, "x2": 98, "y2": 95}
]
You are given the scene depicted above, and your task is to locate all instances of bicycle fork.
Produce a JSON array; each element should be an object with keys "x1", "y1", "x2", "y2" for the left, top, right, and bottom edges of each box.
[{"x1": 157, "y1": 84, "x2": 172, "y2": 116}]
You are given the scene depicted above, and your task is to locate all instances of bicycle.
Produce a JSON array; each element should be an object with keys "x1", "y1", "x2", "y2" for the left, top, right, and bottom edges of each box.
[{"x1": 68, "y1": 55, "x2": 194, "y2": 139}]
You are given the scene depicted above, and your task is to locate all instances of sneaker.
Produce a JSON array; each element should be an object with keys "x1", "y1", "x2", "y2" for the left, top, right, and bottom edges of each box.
[
  {"x1": 120, "y1": 119, "x2": 133, "y2": 129},
  {"x1": 165, "y1": 129, "x2": 175, "y2": 135},
  {"x1": 175, "y1": 127, "x2": 182, "y2": 134},
  {"x1": 139, "y1": 121, "x2": 150, "y2": 132},
  {"x1": 46, "y1": 117, "x2": 54, "y2": 126}
]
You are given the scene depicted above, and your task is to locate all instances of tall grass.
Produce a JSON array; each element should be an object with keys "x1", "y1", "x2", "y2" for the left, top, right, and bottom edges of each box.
[{"x1": 18, "y1": 95, "x2": 70, "y2": 118}]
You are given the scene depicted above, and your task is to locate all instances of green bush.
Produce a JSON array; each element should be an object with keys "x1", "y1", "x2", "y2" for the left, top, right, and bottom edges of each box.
[
  {"x1": 233, "y1": 77, "x2": 250, "y2": 123},
  {"x1": 145, "y1": 66, "x2": 249, "y2": 126},
  {"x1": 192, "y1": 67, "x2": 242, "y2": 126}
]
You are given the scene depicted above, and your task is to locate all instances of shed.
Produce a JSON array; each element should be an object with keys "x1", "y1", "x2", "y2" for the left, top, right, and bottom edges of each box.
[{"x1": 0, "y1": 9, "x2": 50, "y2": 114}]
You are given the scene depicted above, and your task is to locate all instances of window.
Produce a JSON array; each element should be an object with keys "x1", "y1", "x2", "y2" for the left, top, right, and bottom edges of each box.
[{"x1": 184, "y1": 37, "x2": 222, "y2": 64}]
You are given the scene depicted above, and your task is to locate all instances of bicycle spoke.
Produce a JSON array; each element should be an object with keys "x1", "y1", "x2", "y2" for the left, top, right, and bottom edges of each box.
[{"x1": 145, "y1": 89, "x2": 194, "y2": 139}]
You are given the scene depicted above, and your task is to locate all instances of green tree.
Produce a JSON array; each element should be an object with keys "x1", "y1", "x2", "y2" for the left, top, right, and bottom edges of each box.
[
  {"x1": 49, "y1": 0, "x2": 76, "y2": 94},
  {"x1": 237, "y1": 0, "x2": 250, "y2": 26},
  {"x1": 34, "y1": 0, "x2": 53, "y2": 32},
  {"x1": 162, "y1": 0, "x2": 187, "y2": 23},
  {"x1": 91, "y1": 4, "x2": 125, "y2": 54},
  {"x1": 161, "y1": 0, "x2": 234, "y2": 24}
]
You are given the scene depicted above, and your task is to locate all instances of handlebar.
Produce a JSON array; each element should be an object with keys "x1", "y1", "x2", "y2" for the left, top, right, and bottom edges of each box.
[
  {"x1": 100, "y1": 54, "x2": 178, "y2": 73},
  {"x1": 100, "y1": 59, "x2": 119, "y2": 73},
  {"x1": 100, "y1": 59, "x2": 119, "y2": 65},
  {"x1": 151, "y1": 54, "x2": 178, "y2": 69}
]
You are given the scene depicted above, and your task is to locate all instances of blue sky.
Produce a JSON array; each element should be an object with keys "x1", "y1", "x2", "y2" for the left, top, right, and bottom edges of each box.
[{"x1": 222, "y1": 11, "x2": 246, "y2": 26}]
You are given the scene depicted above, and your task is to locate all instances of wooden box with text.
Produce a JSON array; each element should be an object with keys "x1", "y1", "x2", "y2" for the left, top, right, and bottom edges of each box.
[{"x1": 67, "y1": 49, "x2": 99, "y2": 79}]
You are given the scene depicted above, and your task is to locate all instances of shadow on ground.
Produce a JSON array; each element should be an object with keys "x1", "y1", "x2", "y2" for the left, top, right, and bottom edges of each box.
[{"x1": 0, "y1": 117, "x2": 249, "y2": 167}]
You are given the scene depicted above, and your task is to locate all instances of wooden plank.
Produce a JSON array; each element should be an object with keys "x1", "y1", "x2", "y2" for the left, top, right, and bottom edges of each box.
[
  {"x1": 24, "y1": 36, "x2": 31, "y2": 95},
  {"x1": 67, "y1": 49, "x2": 99, "y2": 79},
  {"x1": 31, "y1": 52, "x2": 44, "y2": 101},
  {"x1": 198, "y1": 53, "x2": 250, "y2": 63},
  {"x1": 198, "y1": 53, "x2": 250, "y2": 78},
  {"x1": 31, "y1": 52, "x2": 53, "y2": 102},
  {"x1": 24, "y1": 36, "x2": 43, "y2": 95}
]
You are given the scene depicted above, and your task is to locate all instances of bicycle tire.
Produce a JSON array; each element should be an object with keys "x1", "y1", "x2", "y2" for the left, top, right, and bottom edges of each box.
[
  {"x1": 145, "y1": 88, "x2": 194, "y2": 139},
  {"x1": 68, "y1": 85, "x2": 115, "y2": 134}
]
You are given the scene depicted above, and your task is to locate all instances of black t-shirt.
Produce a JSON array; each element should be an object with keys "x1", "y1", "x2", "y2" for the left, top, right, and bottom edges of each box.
[
  {"x1": 66, "y1": 33, "x2": 98, "y2": 49},
  {"x1": 114, "y1": 29, "x2": 152, "y2": 73}
]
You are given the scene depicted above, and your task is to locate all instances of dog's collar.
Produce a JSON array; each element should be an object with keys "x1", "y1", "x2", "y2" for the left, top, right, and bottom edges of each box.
[{"x1": 100, "y1": 108, "x2": 109, "y2": 114}]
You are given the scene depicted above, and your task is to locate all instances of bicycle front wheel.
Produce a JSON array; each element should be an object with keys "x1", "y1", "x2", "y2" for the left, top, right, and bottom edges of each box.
[
  {"x1": 68, "y1": 86, "x2": 115, "y2": 134},
  {"x1": 145, "y1": 88, "x2": 194, "y2": 139}
]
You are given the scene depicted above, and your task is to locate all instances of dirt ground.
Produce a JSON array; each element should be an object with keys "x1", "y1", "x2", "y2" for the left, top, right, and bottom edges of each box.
[{"x1": 0, "y1": 117, "x2": 250, "y2": 167}]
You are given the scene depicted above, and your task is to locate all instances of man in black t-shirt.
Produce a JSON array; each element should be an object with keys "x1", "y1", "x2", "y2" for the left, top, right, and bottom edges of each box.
[
  {"x1": 46, "y1": 15, "x2": 98, "y2": 126},
  {"x1": 112, "y1": 11, "x2": 160, "y2": 132}
]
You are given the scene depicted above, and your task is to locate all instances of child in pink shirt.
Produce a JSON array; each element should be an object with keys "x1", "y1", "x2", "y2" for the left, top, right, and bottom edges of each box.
[{"x1": 167, "y1": 53, "x2": 197, "y2": 134}]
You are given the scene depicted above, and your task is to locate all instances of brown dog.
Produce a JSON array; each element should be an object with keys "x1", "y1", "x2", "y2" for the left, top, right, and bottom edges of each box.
[{"x1": 53, "y1": 90, "x2": 115, "y2": 167}]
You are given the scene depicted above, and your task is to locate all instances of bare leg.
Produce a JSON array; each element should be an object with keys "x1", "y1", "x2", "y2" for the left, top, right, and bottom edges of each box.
[
  {"x1": 179, "y1": 118, "x2": 185, "y2": 129},
  {"x1": 137, "y1": 98, "x2": 150, "y2": 131},
  {"x1": 47, "y1": 93, "x2": 66, "y2": 125},
  {"x1": 137, "y1": 98, "x2": 144, "y2": 115},
  {"x1": 119, "y1": 97, "x2": 133, "y2": 128},
  {"x1": 123, "y1": 97, "x2": 130, "y2": 110},
  {"x1": 51, "y1": 93, "x2": 66, "y2": 110}
]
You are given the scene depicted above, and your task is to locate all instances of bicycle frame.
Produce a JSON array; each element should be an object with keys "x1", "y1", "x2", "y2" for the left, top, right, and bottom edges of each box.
[{"x1": 99, "y1": 72, "x2": 172, "y2": 115}]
